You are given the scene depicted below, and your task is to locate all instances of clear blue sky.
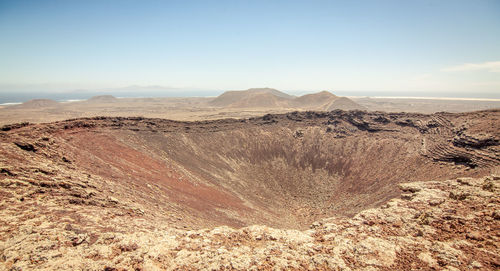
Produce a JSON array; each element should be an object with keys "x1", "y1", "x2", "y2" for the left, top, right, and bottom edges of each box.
[{"x1": 0, "y1": 0, "x2": 499, "y2": 97}]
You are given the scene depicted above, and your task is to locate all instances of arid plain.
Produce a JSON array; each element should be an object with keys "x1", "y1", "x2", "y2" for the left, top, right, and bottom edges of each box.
[{"x1": 1, "y1": 88, "x2": 499, "y2": 125}]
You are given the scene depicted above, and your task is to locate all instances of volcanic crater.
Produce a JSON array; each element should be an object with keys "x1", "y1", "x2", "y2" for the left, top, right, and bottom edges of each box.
[
  {"x1": 1, "y1": 109, "x2": 500, "y2": 270},
  {"x1": 2, "y1": 110, "x2": 498, "y2": 231}
]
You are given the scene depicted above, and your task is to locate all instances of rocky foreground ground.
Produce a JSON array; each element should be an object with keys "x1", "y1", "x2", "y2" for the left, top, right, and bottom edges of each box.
[{"x1": 1, "y1": 174, "x2": 499, "y2": 270}]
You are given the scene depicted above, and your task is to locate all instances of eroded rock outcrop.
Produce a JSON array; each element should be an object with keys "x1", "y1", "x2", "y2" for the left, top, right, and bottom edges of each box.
[{"x1": 1, "y1": 175, "x2": 498, "y2": 270}]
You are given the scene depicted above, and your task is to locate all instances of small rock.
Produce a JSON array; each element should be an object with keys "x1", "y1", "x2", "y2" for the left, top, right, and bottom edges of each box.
[
  {"x1": 449, "y1": 191, "x2": 468, "y2": 200},
  {"x1": 401, "y1": 193, "x2": 414, "y2": 200},
  {"x1": 485, "y1": 240, "x2": 494, "y2": 246},
  {"x1": 69, "y1": 198, "x2": 84, "y2": 205},
  {"x1": 58, "y1": 182, "x2": 71, "y2": 189},
  {"x1": 14, "y1": 142, "x2": 36, "y2": 152},
  {"x1": 456, "y1": 178, "x2": 471, "y2": 185},
  {"x1": 310, "y1": 221, "x2": 322, "y2": 229},
  {"x1": 481, "y1": 181, "x2": 495, "y2": 192},
  {"x1": 392, "y1": 220, "x2": 402, "y2": 228},
  {"x1": 101, "y1": 232, "x2": 116, "y2": 240},
  {"x1": 71, "y1": 234, "x2": 88, "y2": 246},
  {"x1": 132, "y1": 207, "x2": 145, "y2": 215},
  {"x1": 418, "y1": 252, "x2": 437, "y2": 267},
  {"x1": 429, "y1": 199, "x2": 445, "y2": 206},
  {"x1": 416, "y1": 212, "x2": 432, "y2": 225},
  {"x1": 119, "y1": 242, "x2": 139, "y2": 252},
  {"x1": 470, "y1": 261, "x2": 482, "y2": 269},
  {"x1": 364, "y1": 219, "x2": 375, "y2": 226},
  {"x1": 108, "y1": 196, "x2": 119, "y2": 204},
  {"x1": 466, "y1": 231, "x2": 484, "y2": 241},
  {"x1": 62, "y1": 157, "x2": 71, "y2": 163},
  {"x1": 492, "y1": 210, "x2": 500, "y2": 220},
  {"x1": 0, "y1": 168, "x2": 15, "y2": 176},
  {"x1": 399, "y1": 183, "x2": 422, "y2": 193}
]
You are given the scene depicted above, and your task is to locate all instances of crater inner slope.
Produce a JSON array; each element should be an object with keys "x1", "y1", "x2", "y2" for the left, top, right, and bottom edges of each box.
[{"x1": 1, "y1": 110, "x2": 498, "y2": 230}]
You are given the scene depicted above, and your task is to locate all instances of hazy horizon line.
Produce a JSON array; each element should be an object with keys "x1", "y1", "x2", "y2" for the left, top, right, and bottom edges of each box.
[{"x1": 1, "y1": 91, "x2": 500, "y2": 106}]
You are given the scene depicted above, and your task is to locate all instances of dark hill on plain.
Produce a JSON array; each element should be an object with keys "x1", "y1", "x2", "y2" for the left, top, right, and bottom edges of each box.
[
  {"x1": 12, "y1": 99, "x2": 60, "y2": 109},
  {"x1": 225, "y1": 92, "x2": 291, "y2": 108},
  {"x1": 87, "y1": 95, "x2": 118, "y2": 103},
  {"x1": 209, "y1": 88, "x2": 294, "y2": 107}
]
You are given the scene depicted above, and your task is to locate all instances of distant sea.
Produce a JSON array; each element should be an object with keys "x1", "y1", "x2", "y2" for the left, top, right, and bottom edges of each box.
[
  {"x1": 0, "y1": 90, "x2": 223, "y2": 105},
  {"x1": 0, "y1": 90, "x2": 499, "y2": 105}
]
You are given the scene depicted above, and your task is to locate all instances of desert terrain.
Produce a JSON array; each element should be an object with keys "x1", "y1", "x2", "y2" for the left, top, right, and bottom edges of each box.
[
  {"x1": 2, "y1": 0, "x2": 498, "y2": 269},
  {"x1": 1, "y1": 88, "x2": 498, "y2": 125},
  {"x1": 352, "y1": 96, "x2": 500, "y2": 114},
  {"x1": 0, "y1": 87, "x2": 499, "y2": 270}
]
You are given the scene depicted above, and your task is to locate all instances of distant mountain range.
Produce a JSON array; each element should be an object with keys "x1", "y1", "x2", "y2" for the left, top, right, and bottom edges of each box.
[
  {"x1": 210, "y1": 88, "x2": 366, "y2": 111},
  {"x1": 9, "y1": 87, "x2": 366, "y2": 112}
]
